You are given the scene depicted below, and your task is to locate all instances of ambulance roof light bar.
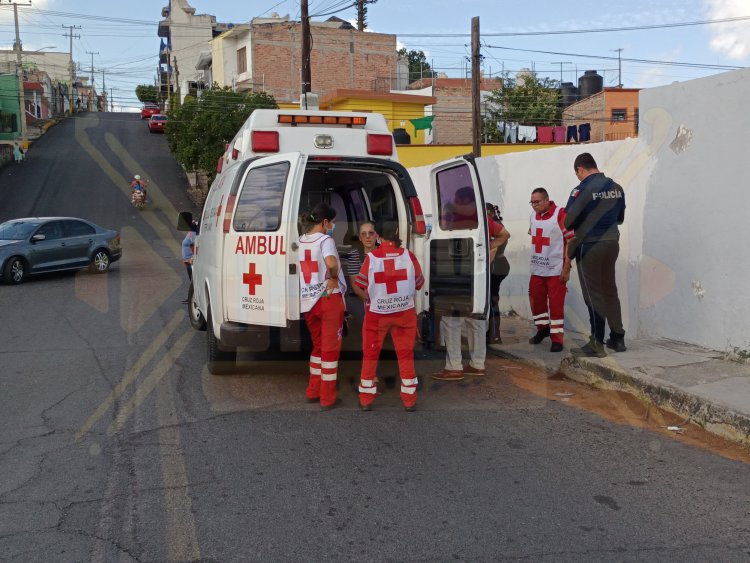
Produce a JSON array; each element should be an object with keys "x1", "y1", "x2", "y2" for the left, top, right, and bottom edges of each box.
[{"x1": 277, "y1": 114, "x2": 367, "y2": 127}]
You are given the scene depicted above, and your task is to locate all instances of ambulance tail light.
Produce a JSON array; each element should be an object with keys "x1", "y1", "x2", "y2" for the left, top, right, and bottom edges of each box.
[
  {"x1": 367, "y1": 134, "x2": 394, "y2": 156},
  {"x1": 216, "y1": 155, "x2": 224, "y2": 174},
  {"x1": 223, "y1": 194, "x2": 237, "y2": 234},
  {"x1": 251, "y1": 130, "x2": 279, "y2": 153},
  {"x1": 231, "y1": 148, "x2": 239, "y2": 160},
  {"x1": 409, "y1": 197, "x2": 426, "y2": 235}
]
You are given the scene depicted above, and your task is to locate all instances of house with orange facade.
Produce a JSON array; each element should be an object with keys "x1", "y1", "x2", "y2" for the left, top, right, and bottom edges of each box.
[{"x1": 562, "y1": 87, "x2": 640, "y2": 142}]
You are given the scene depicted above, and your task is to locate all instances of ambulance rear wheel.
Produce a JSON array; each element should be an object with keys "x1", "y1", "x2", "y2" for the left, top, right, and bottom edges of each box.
[
  {"x1": 188, "y1": 284, "x2": 206, "y2": 331},
  {"x1": 207, "y1": 305, "x2": 237, "y2": 375}
]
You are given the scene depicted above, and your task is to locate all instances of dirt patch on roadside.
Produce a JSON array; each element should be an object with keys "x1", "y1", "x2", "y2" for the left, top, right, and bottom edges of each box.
[{"x1": 500, "y1": 358, "x2": 750, "y2": 464}]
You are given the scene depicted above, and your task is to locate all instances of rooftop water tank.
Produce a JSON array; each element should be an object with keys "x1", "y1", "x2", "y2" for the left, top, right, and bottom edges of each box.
[
  {"x1": 560, "y1": 82, "x2": 578, "y2": 106},
  {"x1": 578, "y1": 70, "x2": 603, "y2": 100}
]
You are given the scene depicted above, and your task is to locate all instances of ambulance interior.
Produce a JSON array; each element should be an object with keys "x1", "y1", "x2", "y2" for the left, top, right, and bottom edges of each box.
[{"x1": 298, "y1": 165, "x2": 407, "y2": 351}]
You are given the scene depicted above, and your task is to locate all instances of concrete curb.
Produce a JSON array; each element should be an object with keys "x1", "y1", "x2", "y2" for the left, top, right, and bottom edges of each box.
[{"x1": 490, "y1": 346, "x2": 750, "y2": 447}]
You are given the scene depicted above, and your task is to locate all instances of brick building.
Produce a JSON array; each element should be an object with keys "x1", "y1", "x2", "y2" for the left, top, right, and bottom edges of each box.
[
  {"x1": 209, "y1": 15, "x2": 398, "y2": 104},
  {"x1": 563, "y1": 87, "x2": 640, "y2": 142},
  {"x1": 406, "y1": 77, "x2": 501, "y2": 144}
]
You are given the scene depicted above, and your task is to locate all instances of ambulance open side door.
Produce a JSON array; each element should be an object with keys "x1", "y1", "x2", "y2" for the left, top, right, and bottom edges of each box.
[
  {"x1": 222, "y1": 152, "x2": 307, "y2": 328},
  {"x1": 426, "y1": 155, "x2": 489, "y2": 317}
]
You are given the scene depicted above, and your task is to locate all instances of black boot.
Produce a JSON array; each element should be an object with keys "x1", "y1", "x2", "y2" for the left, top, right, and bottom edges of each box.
[
  {"x1": 528, "y1": 326, "x2": 550, "y2": 344},
  {"x1": 605, "y1": 335, "x2": 627, "y2": 352}
]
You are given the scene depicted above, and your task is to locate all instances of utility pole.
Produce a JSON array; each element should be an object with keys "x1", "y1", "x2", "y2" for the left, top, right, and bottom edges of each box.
[
  {"x1": 173, "y1": 56, "x2": 180, "y2": 101},
  {"x1": 551, "y1": 61, "x2": 571, "y2": 85},
  {"x1": 300, "y1": 0, "x2": 311, "y2": 103},
  {"x1": 101, "y1": 69, "x2": 106, "y2": 112},
  {"x1": 4, "y1": 0, "x2": 32, "y2": 148},
  {"x1": 356, "y1": 0, "x2": 364, "y2": 31},
  {"x1": 471, "y1": 16, "x2": 481, "y2": 157},
  {"x1": 356, "y1": 0, "x2": 377, "y2": 31},
  {"x1": 110, "y1": 88, "x2": 114, "y2": 112},
  {"x1": 166, "y1": 54, "x2": 172, "y2": 104},
  {"x1": 86, "y1": 50, "x2": 98, "y2": 111},
  {"x1": 62, "y1": 25, "x2": 80, "y2": 115},
  {"x1": 612, "y1": 48, "x2": 623, "y2": 87}
]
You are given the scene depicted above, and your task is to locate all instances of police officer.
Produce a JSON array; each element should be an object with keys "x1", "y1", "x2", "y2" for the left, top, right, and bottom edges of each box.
[
  {"x1": 298, "y1": 202, "x2": 347, "y2": 411},
  {"x1": 564, "y1": 153, "x2": 626, "y2": 357},
  {"x1": 354, "y1": 222, "x2": 424, "y2": 412}
]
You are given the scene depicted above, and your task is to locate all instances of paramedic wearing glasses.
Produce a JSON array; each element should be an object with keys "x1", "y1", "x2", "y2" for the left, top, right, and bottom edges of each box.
[{"x1": 298, "y1": 203, "x2": 347, "y2": 411}]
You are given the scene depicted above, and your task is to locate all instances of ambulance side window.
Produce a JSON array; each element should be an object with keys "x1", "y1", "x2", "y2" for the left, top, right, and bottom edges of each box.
[
  {"x1": 233, "y1": 162, "x2": 290, "y2": 232},
  {"x1": 436, "y1": 165, "x2": 478, "y2": 230}
]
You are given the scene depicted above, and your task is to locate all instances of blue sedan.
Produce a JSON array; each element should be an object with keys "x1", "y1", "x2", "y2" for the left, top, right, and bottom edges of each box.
[{"x1": 0, "y1": 217, "x2": 122, "y2": 284}]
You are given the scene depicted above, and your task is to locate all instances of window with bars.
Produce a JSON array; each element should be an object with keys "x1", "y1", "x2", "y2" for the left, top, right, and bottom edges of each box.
[{"x1": 611, "y1": 108, "x2": 627, "y2": 122}]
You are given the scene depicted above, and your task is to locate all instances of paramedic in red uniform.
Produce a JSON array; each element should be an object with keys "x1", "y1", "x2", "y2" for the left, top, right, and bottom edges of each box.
[
  {"x1": 298, "y1": 203, "x2": 347, "y2": 411},
  {"x1": 527, "y1": 187, "x2": 574, "y2": 352},
  {"x1": 354, "y1": 222, "x2": 424, "y2": 412}
]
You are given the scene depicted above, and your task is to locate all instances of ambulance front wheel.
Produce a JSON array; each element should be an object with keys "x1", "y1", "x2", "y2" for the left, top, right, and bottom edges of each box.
[{"x1": 207, "y1": 305, "x2": 237, "y2": 375}]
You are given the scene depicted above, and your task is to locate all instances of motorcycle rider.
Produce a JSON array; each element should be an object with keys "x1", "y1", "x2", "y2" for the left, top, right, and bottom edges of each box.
[{"x1": 131, "y1": 175, "x2": 148, "y2": 203}]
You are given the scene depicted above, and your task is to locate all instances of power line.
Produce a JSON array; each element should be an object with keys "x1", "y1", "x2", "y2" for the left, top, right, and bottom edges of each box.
[
  {"x1": 482, "y1": 43, "x2": 743, "y2": 71},
  {"x1": 393, "y1": 15, "x2": 750, "y2": 37}
]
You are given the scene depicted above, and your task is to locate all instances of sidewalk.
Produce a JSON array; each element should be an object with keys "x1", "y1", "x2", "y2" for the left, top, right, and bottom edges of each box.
[{"x1": 489, "y1": 314, "x2": 750, "y2": 446}]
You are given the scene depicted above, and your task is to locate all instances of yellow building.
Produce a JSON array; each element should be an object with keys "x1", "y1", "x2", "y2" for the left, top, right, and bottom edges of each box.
[{"x1": 319, "y1": 89, "x2": 436, "y2": 144}]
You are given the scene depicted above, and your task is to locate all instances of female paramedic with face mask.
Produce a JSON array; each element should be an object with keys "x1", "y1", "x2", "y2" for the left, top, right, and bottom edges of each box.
[{"x1": 298, "y1": 202, "x2": 347, "y2": 411}]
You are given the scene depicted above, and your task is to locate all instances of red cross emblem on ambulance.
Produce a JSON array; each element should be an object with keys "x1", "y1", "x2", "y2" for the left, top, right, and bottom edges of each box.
[
  {"x1": 374, "y1": 258, "x2": 408, "y2": 294},
  {"x1": 243, "y1": 263, "x2": 263, "y2": 295}
]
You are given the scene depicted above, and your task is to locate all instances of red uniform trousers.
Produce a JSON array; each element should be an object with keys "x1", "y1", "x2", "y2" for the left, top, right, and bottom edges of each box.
[
  {"x1": 358, "y1": 309, "x2": 418, "y2": 408},
  {"x1": 529, "y1": 274, "x2": 567, "y2": 344},
  {"x1": 303, "y1": 294, "x2": 345, "y2": 407}
]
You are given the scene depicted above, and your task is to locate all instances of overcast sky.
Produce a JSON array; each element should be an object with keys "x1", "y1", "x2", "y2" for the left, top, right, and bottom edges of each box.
[{"x1": 1, "y1": 0, "x2": 748, "y2": 110}]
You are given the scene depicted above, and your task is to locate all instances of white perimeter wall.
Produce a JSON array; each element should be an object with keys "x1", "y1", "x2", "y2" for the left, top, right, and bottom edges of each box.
[{"x1": 409, "y1": 67, "x2": 750, "y2": 352}]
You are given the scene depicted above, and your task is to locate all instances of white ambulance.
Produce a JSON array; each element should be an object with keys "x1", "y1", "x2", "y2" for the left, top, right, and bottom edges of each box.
[{"x1": 178, "y1": 108, "x2": 490, "y2": 374}]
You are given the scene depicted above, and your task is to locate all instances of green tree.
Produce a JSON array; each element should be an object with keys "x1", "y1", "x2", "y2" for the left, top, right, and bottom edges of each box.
[
  {"x1": 165, "y1": 86, "x2": 277, "y2": 181},
  {"x1": 483, "y1": 72, "x2": 562, "y2": 142},
  {"x1": 135, "y1": 84, "x2": 159, "y2": 103},
  {"x1": 397, "y1": 48, "x2": 434, "y2": 82}
]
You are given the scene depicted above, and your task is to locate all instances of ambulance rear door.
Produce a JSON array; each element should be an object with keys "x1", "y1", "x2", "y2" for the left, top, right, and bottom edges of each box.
[
  {"x1": 222, "y1": 152, "x2": 307, "y2": 327},
  {"x1": 426, "y1": 155, "x2": 489, "y2": 317}
]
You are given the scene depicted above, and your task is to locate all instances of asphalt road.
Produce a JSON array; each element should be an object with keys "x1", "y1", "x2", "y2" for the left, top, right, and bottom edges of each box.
[{"x1": 0, "y1": 113, "x2": 748, "y2": 562}]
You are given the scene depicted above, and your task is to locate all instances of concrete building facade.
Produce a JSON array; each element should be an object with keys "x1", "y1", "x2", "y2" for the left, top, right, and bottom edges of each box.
[
  {"x1": 207, "y1": 15, "x2": 398, "y2": 104},
  {"x1": 406, "y1": 77, "x2": 502, "y2": 144},
  {"x1": 158, "y1": 0, "x2": 232, "y2": 102},
  {"x1": 563, "y1": 87, "x2": 640, "y2": 142}
]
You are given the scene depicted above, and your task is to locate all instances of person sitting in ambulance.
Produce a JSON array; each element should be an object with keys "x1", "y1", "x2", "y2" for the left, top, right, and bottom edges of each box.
[
  {"x1": 298, "y1": 202, "x2": 347, "y2": 412},
  {"x1": 443, "y1": 186, "x2": 479, "y2": 230},
  {"x1": 344, "y1": 221, "x2": 380, "y2": 303},
  {"x1": 354, "y1": 221, "x2": 424, "y2": 412}
]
